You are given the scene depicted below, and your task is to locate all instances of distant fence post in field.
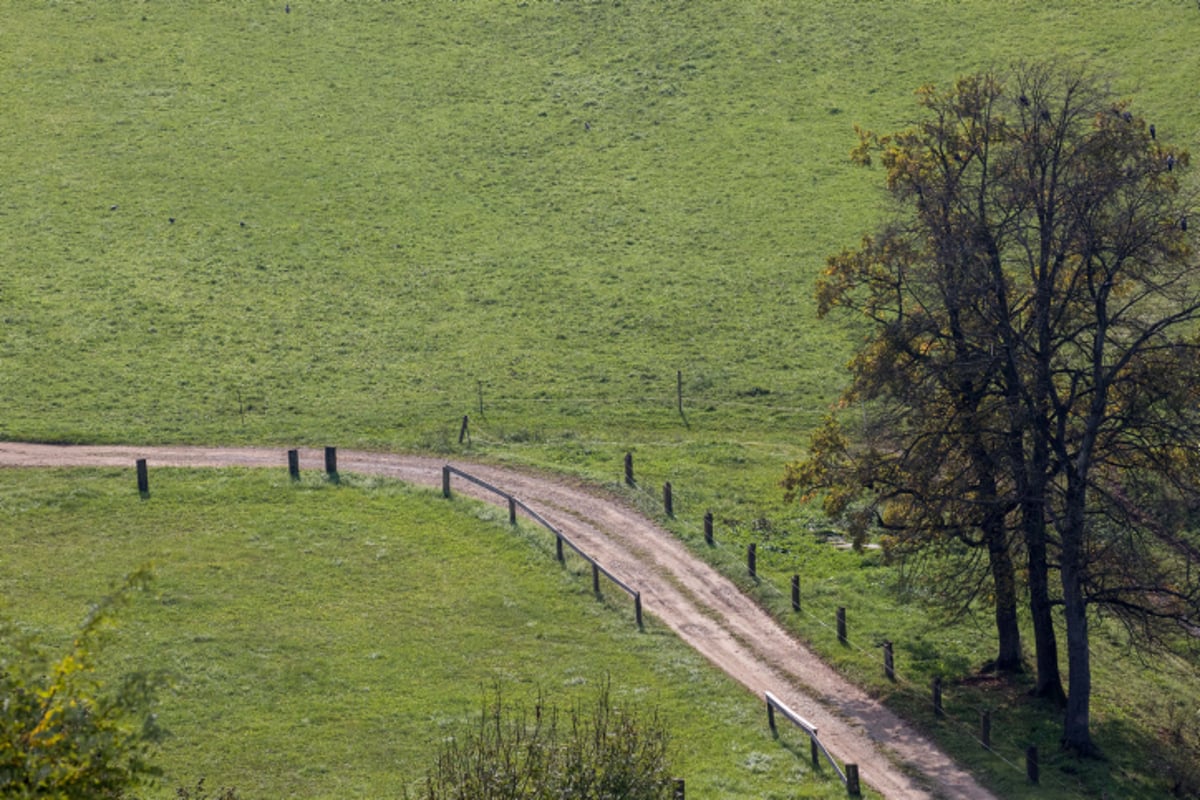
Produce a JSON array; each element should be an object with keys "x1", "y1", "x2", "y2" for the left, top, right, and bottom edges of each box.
[
  {"x1": 459, "y1": 415, "x2": 469, "y2": 444},
  {"x1": 324, "y1": 446, "x2": 338, "y2": 482},
  {"x1": 747, "y1": 543, "x2": 757, "y2": 579},
  {"x1": 442, "y1": 465, "x2": 451, "y2": 498},
  {"x1": 672, "y1": 777, "x2": 685, "y2": 799},
  {"x1": 624, "y1": 452, "x2": 634, "y2": 486},
  {"x1": 663, "y1": 481, "x2": 673, "y2": 517},
  {"x1": 932, "y1": 676, "x2": 944, "y2": 717},
  {"x1": 136, "y1": 459, "x2": 149, "y2": 499},
  {"x1": 791, "y1": 574, "x2": 801, "y2": 611},
  {"x1": 980, "y1": 708, "x2": 992, "y2": 749},
  {"x1": 836, "y1": 607, "x2": 847, "y2": 645},
  {"x1": 845, "y1": 764, "x2": 861, "y2": 796},
  {"x1": 287, "y1": 449, "x2": 300, "y2": 481},
  {"x1": 1026, "y1": 745, "x2": 1039, "y2": 784},
  {"x1": 883, "y1": 640, "x2": 895, "y2": 681},
  {"x1": 508, "y1": 496, "x2": 517, "y2": 525},
  {"x1": 704, "y1": 511, "x2": 713, "y2": 545}
]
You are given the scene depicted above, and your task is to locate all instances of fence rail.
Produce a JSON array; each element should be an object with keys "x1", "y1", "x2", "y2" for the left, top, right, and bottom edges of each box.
[
  {"x1": 766, "y1": 691, "x2": 860, "y2": 795},
  {"x1": 442, "y1": 465, "x2": 643, "y2": 628}
]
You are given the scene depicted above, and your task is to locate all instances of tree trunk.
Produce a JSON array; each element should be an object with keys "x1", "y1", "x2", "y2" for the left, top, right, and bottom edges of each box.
[
  {"x1": 1024, "y1": 509, "x2": 1065, "y2": 705},
  {"x1": 984, "y1": 514, "x2": 1023, "y2": 673},
  {"x1": 1060, "y1": 522, "x2": 1097, "y2": 755}
]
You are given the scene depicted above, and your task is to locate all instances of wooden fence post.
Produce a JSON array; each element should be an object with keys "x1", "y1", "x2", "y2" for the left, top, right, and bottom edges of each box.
[
  {"x1": 635, "y1": 592, "x2": 643, "y2": 629},
  {"x1": 980, "y1": 708, "x2": 992, "y2": 749},
  {"x1": 767, "y1": 699, "x2": 777, "y2": 736},
  {"x1": 883, "y1": 640, "x2": 895, "y2": 681},
  {"x1": 747, "y1": 543, "x2": 757, "y2": 579},
  {"x1": 508, "y1": 496, "x2": 517, "y2": 525},
  {"x1": 836, "y1": 607, "x2": 847, "y2": 645},
  {"x1": 672, "y1": 777, "x2": 685, "y2": 800},
  {"x1": 324, "y1": 446, "x2": 338, "y2": 481},
  {"x1": 136, "y1": 459, "x2": 149, "y2": 499},
  {"x1": 555, "y1": 534, "x2": 564, "y2": 562},
  {"x1": 624, "y1": 452, "x2": 634, "y2": 486},
  {"x1": 845, "y1": 764, "x2": 861, "y2": 796},
  {"x1": 791, "y1": 575, "x2": 801, "y2": 611},
  {"x1": 810, "y1": 736, "x2": 820, "y2": 768},
  {"x1": 442, "y1": 466, "x2": 451, "y2": 498},
  {"x1": 1026, "y1": 745, "x2": 1039, "y2": 784},
  {"x1": 703, "y1": 511, "x2": 713, "y2": 545},
  {"x1": 663, "y1": 481, "x2": 673, "y2": 517},
  {"x1": 932, "y1": 676, "x2": 944, "y2": 717},
  {"x1": 287, "y1": 449, "x2": 300, "y2": 481},
  {"x1": 592, "y1": 563, "x2": 600, "y2": 595},
  {"x1": 459, "y1": 415, "x2": 469, "y2": 444}
]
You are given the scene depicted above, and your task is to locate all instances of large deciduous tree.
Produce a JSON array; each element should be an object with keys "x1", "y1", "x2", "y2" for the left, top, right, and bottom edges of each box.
[{"x1": 786, "y1": 61, "x2": 1200, "y2": 754}]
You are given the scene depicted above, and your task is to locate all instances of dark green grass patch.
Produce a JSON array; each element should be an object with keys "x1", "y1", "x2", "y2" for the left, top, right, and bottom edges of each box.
[{"x1": 0, "y1": 468, "x2": 855, "y2": 799}]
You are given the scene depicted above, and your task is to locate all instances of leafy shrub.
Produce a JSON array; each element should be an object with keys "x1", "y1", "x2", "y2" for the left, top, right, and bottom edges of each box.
[
  {"x1": 0, "y1": 569, "x2": 165, "y2": 799},
  {"x1": 417, "y1": 681, "x2": 674, "y2": 800}
]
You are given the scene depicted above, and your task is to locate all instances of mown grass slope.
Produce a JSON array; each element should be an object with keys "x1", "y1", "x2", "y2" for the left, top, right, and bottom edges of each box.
[
  {"x1": 0, "y1": 467, "x2": 857, "y2": 799},
  {"x1": 3, "y1": 2, "x2": 1200, "y2": 798},
  {"x1": 2, "y1": 2, "x2": 1196, "y2": 453}
]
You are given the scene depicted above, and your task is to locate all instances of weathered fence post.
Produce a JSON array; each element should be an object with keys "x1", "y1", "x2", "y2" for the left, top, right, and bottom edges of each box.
[
  {"x1": 287, "y1": 449, "x2": 300, "y2": 481},
  {"x1": 459, "y1": 415, "x2": 469, "y2": 444},
  {"x1": 324, "y1": 446, "x2": 338, "y2": 482},
  {"x1": 663, "y1": 481, "x2": 673, "y2": 517},
  {"x1": 767, "y1": 699, "x2": 777, "y2": 736},
  {"x1": 703, "y1": 511, "x2": 713, "y2": 545},
  {"x1": 980, "y1": 708, "x2": 992, "y2": 749},
  {"x1": 555, "y1": 534, "x2": 564, "y2": 562},
  {"x1": 846, "y1": 764, "x2": 861, "y2": 796},
  {"x1": 932, "y1": 676, "x2": 944, "y2": 717},
  {"x1": 883, "y1": 640, "x2": 895, "y2": 681},
  {"x1": 672, "y1": 778, "x2": 685, "y2": 800},
  {"x1": 747, "y1": 543, "x2": 757, "y2": 579},
  {"x1": 136, "y1": 459, "x2": 149, "y2": 499},
  {"x1": 791, "y1": 574, "x2": 801, "y2": 611},
  {"x1": 592, "y1": 563, "x2": 600, "y2": 595},
  {"x1": 810, "y1": 736, "x2": 820, "y2": 768},
  {"x1": 635, "y1": 592, "x2": 643, "y2": 629},
  {"x1": 677, "y1": 370, "x2": 683, "y2": 417},
  {"x1": 442, "y1": 465, "x2": 451, "y2": 498},
  {"x1": 624, "y1": 452, "x2": 634, "y2": 486},
  {"x1": 508, "y1": 496, "x2": 517, "y2": 525},
  {"x1": 1026, "y1": 745, "x2": 1039, "y2": 784},
  {"x1": 836, "y1": 607, "x2": 847, "y2": 645}
]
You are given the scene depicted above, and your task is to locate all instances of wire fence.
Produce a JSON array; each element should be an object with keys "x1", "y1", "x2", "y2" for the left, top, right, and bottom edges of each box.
[{"x1": 617, "y1": 454, "x2": 1097, "y2": 800}]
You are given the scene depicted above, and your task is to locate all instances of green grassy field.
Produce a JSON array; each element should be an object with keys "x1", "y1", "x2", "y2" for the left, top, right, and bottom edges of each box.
[
  {"x1": 2, "y1": 2, "x2": 1200, "y2": 798},
  {"x1": 0, "y1": 467, "x2": 860, "y2": 799}
]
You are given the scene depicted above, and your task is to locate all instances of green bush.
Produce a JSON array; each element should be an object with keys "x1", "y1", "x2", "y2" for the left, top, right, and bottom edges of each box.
[
  {"x1": 0, "y1": 570, "x2": 165, "y2": 799},
  {"x1": 417, "y1": 682, "x2": 674, "y2": 800}
]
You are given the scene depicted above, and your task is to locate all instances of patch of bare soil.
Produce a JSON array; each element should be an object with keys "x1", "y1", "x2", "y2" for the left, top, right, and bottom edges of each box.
[{"x1": 0, "y1": 443, "x2": 997, "y2": 800}]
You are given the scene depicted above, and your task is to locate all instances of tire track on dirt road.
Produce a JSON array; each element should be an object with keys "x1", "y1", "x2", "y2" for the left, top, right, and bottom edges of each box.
[{"x1": 0, "y1": 443, "x2": 997, "y2": 800}]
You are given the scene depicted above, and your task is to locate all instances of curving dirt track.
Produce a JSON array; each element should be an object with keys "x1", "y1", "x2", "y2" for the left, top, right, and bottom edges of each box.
[{"x1": 0, "y1": 443, "x2": 996, "y2": 800}]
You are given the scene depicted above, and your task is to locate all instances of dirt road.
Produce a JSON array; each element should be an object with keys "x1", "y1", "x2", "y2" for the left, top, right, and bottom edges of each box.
[{"x1": 0, "y1": 442, "x2": 997, "y2": 800}]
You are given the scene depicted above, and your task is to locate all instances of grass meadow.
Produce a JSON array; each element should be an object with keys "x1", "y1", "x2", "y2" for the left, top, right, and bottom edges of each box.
[
  {"x1": 2, "y1": 2, "x2": 1200, "y2": 797},
  {"x1": 0, "y1": 467, "x2": 858, "y2": 799}
]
